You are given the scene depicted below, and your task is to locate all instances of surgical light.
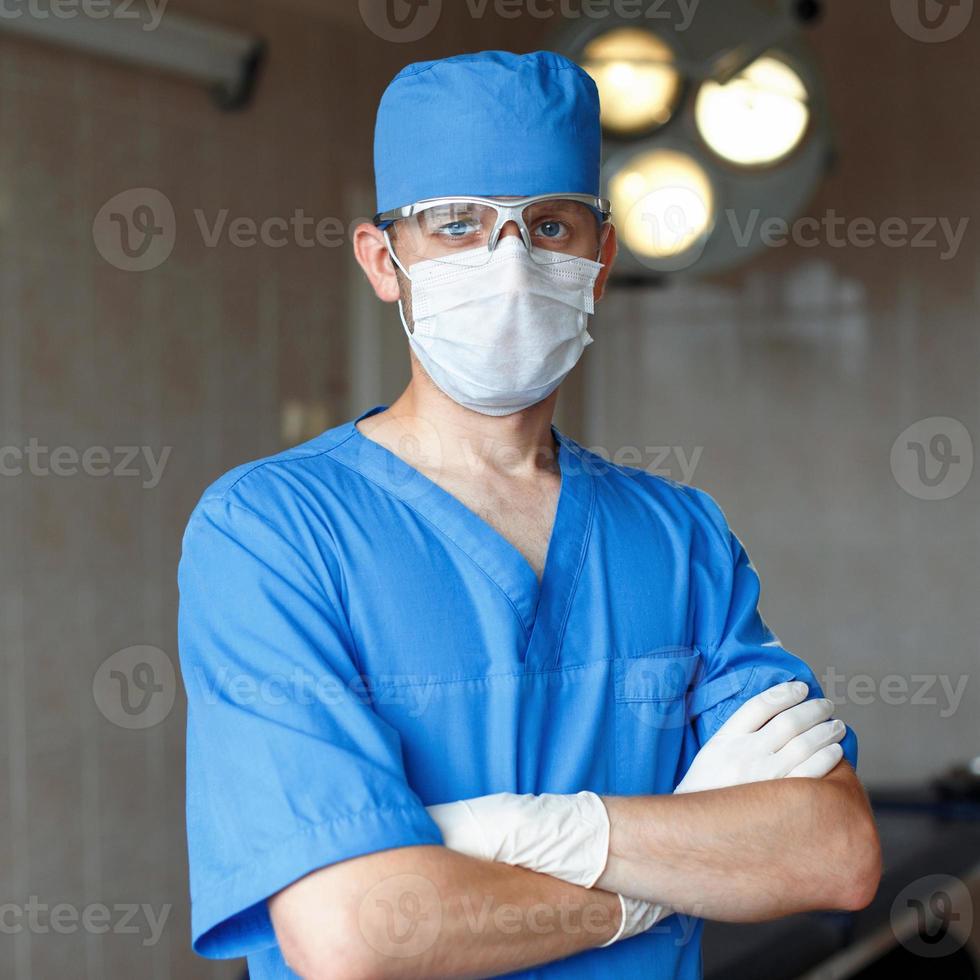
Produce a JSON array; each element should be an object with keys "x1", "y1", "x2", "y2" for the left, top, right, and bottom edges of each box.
[
  {"x1": 695, "y1": 55, "x2": 810, "y2": 167},
  {"x1": 580, "y1": 27, "x2": 682, "y2": 136},
  {"x1": 554, "y1": 0, "x2": 831, "y2": 280},
  {"x1": 608, "y1": 149, "x2": 715, "y2": 266}
]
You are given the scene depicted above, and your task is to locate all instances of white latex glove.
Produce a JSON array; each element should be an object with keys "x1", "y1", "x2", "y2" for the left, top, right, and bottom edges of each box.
[
  {"x1": 429, "y1": 682, "x2": 846, "y2": 948},
  {"x1": 600, "y1": 895, "x2": 670, "y2": 947},
  {"x1": 600, "y1": 684, "x2": 846, "y2": 943},
  {"x1": 428, "y1": 792, "x2": 670, "y2": 947},
  {"x1": 674, "y1": 681, "x2": 845, "y2": 794},
  {"x1": 426, "y1": 790, "x2": 610, "y2": 888}
]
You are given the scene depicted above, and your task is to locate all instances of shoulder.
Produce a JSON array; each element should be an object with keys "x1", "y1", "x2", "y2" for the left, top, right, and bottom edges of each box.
[
  {"x1": 558, "y1": 430, "x2": 734, "y2": 546},
  {"x1": 185, "y1": 419, "x2": 360, "y2": 538}
]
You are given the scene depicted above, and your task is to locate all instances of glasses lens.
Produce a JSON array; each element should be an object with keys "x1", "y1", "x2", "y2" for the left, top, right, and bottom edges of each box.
[
  {"x1": 393, "y1": 202, "x2": 498, "y2": 268},
  {"x1": 522, "y1": 199, "x2": 602, "y2": 265},
  {"x1": 389, "y1": 199, "x2": 603, "y2": 269}
]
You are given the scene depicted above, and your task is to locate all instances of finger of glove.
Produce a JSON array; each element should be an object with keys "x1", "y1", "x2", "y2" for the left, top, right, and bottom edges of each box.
[
  {"x1": 718, "y1": 682, "x2": 809, "y2": 735},
  {"x1": 772, "y1": 718, "x2": 846, "y2": 775},
  {"x1": 757, "y1": 697, "x2": 835, "y2": 752},
  {"x1": 786, "y1": 741, "x2": 844, "y2": 778}
]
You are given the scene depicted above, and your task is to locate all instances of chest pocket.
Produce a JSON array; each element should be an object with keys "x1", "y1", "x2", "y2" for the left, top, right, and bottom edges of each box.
[{"x1": 613, "y1": 647, "x2": 701, "y2": 795}]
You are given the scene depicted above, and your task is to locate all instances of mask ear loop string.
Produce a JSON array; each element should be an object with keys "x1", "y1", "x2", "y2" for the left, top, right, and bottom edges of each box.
[{"x1": 383, "y1": 228, "x2": 415, "y2": 335}]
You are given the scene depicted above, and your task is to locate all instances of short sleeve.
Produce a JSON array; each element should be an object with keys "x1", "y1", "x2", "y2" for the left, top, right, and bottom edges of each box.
[
  {"x1": 685, "y1": 489, "x2": 859, "y2": 772},
  {"x1": 177, "y1": 493, "x2": 442, "y2": 959}
]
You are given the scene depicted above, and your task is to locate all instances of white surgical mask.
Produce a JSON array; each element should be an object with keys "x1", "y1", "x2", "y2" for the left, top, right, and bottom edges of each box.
[{"x1": 388, "y1": 235, "x2": 604, "y2": 416}]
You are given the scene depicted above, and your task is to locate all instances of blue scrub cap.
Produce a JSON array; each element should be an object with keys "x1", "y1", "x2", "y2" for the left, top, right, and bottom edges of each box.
[{"x1": 374, "y1": 50, "x2": 601, "y2": 215}]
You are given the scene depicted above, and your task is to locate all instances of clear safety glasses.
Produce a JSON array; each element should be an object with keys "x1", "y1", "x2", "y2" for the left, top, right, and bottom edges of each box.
[{"x1": 374, "y1": 193, "x2": 611, "y2": 268}]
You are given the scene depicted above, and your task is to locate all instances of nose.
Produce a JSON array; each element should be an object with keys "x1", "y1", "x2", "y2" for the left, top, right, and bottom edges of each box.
[{"x1": 498, "y1": 219, "x2": 523, "y2": 240}]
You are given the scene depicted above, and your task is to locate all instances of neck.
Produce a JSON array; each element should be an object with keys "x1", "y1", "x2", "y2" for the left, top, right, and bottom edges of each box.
[{"x1": 364, "y1": 368, "x2": 561, "y2": 481}]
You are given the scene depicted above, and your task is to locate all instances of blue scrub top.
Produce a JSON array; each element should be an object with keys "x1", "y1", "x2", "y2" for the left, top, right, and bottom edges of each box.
[{"x1": 178, "y1": 406, "x2": 858, "y2": 979}]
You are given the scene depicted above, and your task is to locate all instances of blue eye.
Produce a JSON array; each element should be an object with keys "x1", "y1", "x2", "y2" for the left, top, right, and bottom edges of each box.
[
  {"x1": 536, "y1": 221, "x2": 565, "y2": 239},
  {"x1": 438, "y1": 220, "x2": 478, "y2": 239}
]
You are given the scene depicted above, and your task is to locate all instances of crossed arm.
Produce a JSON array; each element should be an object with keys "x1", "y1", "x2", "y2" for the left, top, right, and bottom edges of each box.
[
  {"x1": 269, "y1": 685, "x2": 881, "y2": 978},
  {"x1": 270, "y1": 763, "x2": 878, "y2": 979},
  {"x1": 598, "y1": 762, "x2": 880, "y2": 921}
]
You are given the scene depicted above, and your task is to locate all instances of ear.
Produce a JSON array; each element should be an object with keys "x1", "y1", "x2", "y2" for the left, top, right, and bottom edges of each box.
[
  {"x1": 353, "y1": 222, "x2": 401, "y2": 303},
  {"x1": 594, "y1": 223, "x2": 618, "y2": 303}
]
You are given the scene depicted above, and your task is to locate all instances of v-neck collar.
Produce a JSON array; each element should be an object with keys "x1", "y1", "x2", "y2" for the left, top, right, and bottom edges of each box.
[{"x1": 329, "y1": 406, "x2": 595, "y2": 667}]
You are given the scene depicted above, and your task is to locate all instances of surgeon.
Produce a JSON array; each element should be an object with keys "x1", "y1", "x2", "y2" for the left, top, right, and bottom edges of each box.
[{"x1": 178, "y1": 51, "x2": 881, "y2": 979}]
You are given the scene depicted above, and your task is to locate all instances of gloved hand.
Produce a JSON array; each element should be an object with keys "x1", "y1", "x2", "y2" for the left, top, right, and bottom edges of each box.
[
  {"x1": 426, "y1": 790, "x2": 610, "y2": 888},
  {"x1": 429, "y1": 681, "x2": 846, "y2": 949},
  {"x1": 674, "y1": 681, "x2": 845, "y2": 794},
  {"x1": 428, "y1": 792, "x2": 671, "y2": 947},
  {"x1": 600, "y1": 683, "x2": 845, "y2": 942}
]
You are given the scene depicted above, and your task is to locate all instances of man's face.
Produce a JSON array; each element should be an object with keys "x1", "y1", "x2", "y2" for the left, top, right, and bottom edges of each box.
[
  {"x1": 353, "y1": 199, "x2": 616, "y2": 317},
  {"x1": 387, "y1": 195, "x2": 610, "y2": 329}
]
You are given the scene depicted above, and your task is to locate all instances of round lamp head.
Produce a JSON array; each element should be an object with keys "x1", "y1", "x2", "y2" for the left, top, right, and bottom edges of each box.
[
  {"x1": 581, "y1": 27, "x2": 683, "y2": 136},
  {"x1": 695, "y1": 55, "x2": 810, "y2": 168},
  {"x1": 608, "y1": 148, "x2": 715, "y2": 271}
]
